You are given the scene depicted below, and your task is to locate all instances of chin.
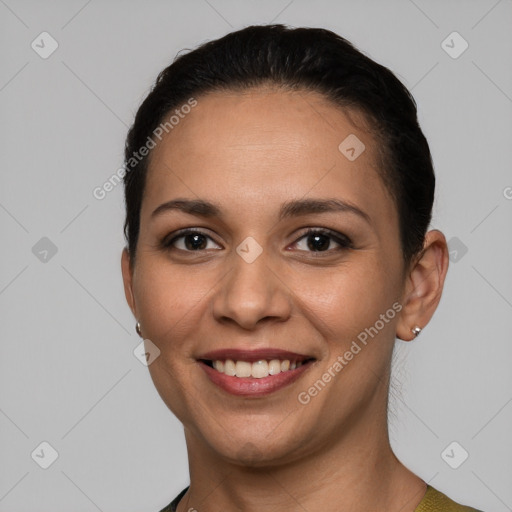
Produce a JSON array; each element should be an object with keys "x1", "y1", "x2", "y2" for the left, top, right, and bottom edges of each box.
[{"x1": 200, "y1": 424, "x2": 310, "y2": 468}]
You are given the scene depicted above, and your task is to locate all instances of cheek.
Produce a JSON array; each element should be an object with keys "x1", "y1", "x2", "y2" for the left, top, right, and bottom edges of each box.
[
  {"x1": 297, "y1": 256, "x2": 395, "y2": 312},
  {"x1": 133, "y1": 259, "x2": 217, "y2": 343},
  {"x1": 290, "y1": 257, "x2": 399, "y2": 347},
  {"x1": 133, "y1": 261, "x2": 212, "y2": 420}
]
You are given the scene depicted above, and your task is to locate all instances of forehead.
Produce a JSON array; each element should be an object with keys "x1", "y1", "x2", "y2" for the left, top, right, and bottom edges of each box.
[{"x1": 143, "y1": 88, "x2": 396, "y2": 227}]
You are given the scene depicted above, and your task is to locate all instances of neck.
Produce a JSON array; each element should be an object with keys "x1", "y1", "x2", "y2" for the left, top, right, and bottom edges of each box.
[{"x1": 177, "y1": 409, "x2": 426, "y2": 512}]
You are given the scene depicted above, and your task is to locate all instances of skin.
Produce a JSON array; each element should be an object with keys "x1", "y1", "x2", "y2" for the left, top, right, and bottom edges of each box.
[{"x1": 121, "y1": 87, "x2": 449, "y2": 512}]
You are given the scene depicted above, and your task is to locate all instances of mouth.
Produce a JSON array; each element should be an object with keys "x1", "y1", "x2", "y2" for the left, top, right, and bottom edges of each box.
[
  {"x1": 197, "y1": 349, "x2": 316, "y2": 397},
  {"x1": 201, "y1": 357, "x2": 313, "y2": 378}
]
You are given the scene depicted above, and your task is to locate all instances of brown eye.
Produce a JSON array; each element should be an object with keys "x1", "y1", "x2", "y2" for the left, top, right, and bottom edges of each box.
[
  {"x1": 163, "y1": 229, "x2": 222, "y2": 251},
  {"x1": 293, "y1": 229, "x2": 352, "y2": 253}
]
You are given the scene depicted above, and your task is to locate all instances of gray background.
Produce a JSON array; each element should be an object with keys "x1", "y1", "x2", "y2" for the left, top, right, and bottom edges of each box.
[{"x1": 1, "y1": 1, "x2": 511, "y2": 511}]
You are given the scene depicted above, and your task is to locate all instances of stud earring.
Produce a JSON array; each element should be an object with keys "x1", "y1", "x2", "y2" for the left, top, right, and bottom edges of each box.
[
  {"x1": 135, "y1": 321, "x2": 142, "y2": 338},
  {"x1": 411, "y1": 326, "x2": 422, "y2": 338}
]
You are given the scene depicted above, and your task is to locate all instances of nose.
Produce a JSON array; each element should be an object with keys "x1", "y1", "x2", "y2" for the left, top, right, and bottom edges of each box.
[{"x1": 211, "y1": 251, "x2": 292, "y2": 330}]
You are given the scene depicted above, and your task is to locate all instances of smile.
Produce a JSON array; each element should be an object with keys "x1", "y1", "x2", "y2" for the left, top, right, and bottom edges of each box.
[
  {"x1": 206, "y1": 359, "x2": 305, "y2": 378},
  {"x1": 197, "y1": 349, "x2": 316, "y2": 397}
]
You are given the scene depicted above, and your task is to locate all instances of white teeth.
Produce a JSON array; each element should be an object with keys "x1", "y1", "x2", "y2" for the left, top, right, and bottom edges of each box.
[
  {"x1": 213, "y1": 360, "x2": 224, "y2": 372},
  {"x1": 251, "y1": 360, "x2": 269, "y2": 379},
  {"x1": 268, "y1": 359, "x2": 281, "y2": 375},
  {"x1": 210, "y1": 358, "x2": 306, "y2": 378},
  {"x1": 224, "y1": 359, "x2": 236, "y2": 376},
  {"x1": 235, "y1": 360, "x2": 252, "y2": 377}
]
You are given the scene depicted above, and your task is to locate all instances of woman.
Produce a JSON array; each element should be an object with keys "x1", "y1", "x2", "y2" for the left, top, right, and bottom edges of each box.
[{"x1": 121, "y1": 25, "x2": 483, "y2": 512}]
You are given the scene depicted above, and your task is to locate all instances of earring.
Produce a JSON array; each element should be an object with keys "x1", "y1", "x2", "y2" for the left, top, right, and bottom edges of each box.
[
  {"x1": 411, "y1": 326, "x2": 422, "y2": 338},
  {"x1": 135, "y1": 321, "x2": 142, "y2": 338}
]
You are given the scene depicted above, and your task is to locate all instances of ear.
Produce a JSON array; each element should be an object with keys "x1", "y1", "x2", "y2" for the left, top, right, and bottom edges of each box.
[
  {"x1": 396, "y1": 229, "x2": 449, "y2": 341},
  {"x1": 121, "y1": 248, "x2": 137, "y2": 318}
]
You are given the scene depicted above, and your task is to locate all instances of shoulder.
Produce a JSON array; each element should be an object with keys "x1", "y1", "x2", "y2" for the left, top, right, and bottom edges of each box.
[
  {"x1": 415, "y1": 485, "x2": 484, "y2": 512},
  {"x1": 158, "y1": 486, "x2": 189, "y2": 512},
  {"x1": 161, "y1": 484, "x2": 483, "y2": 512}
]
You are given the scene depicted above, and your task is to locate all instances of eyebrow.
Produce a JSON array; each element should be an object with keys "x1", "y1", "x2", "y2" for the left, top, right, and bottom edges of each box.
[{"x1": 151, "y1": 197, "x2": 371, "y2": 224}]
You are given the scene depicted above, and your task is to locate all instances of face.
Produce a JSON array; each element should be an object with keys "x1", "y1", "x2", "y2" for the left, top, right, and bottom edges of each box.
[{"x1": 122, "y1": 88, "x2": 409, "y2": 465}]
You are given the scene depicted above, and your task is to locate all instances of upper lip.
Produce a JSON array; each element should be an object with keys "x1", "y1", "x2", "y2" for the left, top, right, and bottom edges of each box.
[{"x1": 197, "y1": 348, "x2": 314, "y2": 363}]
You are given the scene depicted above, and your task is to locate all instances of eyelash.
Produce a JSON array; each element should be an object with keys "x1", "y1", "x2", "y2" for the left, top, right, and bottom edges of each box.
[{"x1": 161, "y1": 228, "x2": 353, "y2": 254}]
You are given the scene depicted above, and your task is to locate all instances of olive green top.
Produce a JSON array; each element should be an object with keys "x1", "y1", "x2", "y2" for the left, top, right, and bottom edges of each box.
[
  {"x1": 415, "y1": 485, "x2": 483, "y2": 512},
  {"x1": 160, "y1": 484, "x2": 483, "y2": 511}
]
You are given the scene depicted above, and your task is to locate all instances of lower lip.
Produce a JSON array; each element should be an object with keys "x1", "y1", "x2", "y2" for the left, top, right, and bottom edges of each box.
[{"x1": 199, "y1": 361, "x2": 313, "y2": 397}]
